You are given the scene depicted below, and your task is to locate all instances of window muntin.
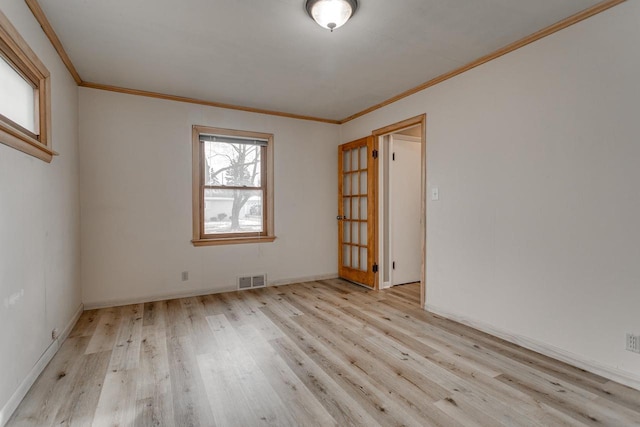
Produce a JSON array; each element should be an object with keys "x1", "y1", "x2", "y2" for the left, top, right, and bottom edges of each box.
[{"x1": 192, "y1": 126, "x2": 275, "y2": 246}]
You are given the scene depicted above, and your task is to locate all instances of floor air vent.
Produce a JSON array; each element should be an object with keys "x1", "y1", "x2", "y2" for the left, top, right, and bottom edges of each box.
[{"x1": 238, "y1": 274, "x2": 266, "y2": 290}]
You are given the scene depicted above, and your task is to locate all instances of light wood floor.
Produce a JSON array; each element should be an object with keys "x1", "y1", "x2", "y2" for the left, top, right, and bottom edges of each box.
[{"x1": 8, "y1": 280, "x2": 640, "y2": 426}]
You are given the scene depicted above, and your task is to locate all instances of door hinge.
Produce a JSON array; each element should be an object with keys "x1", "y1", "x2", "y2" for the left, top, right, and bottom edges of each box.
[
  {"x1": 372, "y1": 149, "x2": 378, "y2": 159},
  {"x1": 373, "y1": 263, "x2": 379, "y2": 273},
  {"x1": 392, "y1": 261, "x2": 396, "y2": 270},
  {"x1": 392, "y1": 152, "x2": 395, "y2": 161}
]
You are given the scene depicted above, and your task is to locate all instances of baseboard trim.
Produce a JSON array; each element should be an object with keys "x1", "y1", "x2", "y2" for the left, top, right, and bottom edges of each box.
[
  {"x1": 269, "y1": 273, "x2": 338, "y2": 287},
  {"x1": 0, "y1": 303, "x2": 84, "y2": 427},
  {"x1": 426, "y1": 304, "x2": 640, "y2": 391},
  {"x1": 84, "y1": 286, "x2": 237, "y2": 310},
  {"x1": 84, "y1": 273, "x2": 339, "y2": 310}
]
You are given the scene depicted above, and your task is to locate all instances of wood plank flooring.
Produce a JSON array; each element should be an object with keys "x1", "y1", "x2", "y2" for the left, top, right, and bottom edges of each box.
[{"x1": 8, "y1": 280, "x2": 640, "y2": 426}]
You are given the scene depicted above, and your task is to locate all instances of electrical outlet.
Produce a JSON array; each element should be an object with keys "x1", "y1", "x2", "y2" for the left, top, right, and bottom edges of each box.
[
  {"x1": 51, "y1": 328, "x2": 59, "y2": 340},
  {"x1": 626, "y1": 333, "x2": 640, "y2": 354},
  {"x1": 181, "y1": 271, "x2": 189, "y2": 282}
]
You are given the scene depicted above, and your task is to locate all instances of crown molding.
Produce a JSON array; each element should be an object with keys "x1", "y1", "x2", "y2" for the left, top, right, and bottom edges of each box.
[
  {"x1": 24, "y1": 0, "x2": 81, "y2": 84},
  {"x1": 23, "y1": 0, "x2": 341, "y2": 124},
  {"x1": 339, "y1": 0, "x2": 626, "y2": 123},
  {"x1": 24, "y1": 0, "x2": 626, "y2": 125},
  {"x1": 79, "y1": 82, "x2": 341, "y2": 124}
]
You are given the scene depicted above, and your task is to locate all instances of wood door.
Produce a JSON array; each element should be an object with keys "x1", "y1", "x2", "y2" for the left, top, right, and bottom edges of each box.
[{"x1": 338, "y1": 136, "x2": 377, "y2": 288}]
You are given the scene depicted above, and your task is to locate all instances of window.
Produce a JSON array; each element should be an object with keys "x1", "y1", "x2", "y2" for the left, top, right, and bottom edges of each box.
[
  {"x1": 192, "y1": 125, "x2": 275, "y2": 246},
  {"x1": 0, "y1": 10, "x2": 52, "y2": 162}
]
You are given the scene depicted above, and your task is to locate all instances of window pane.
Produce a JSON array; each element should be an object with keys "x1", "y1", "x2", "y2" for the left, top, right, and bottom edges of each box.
[
  {"x1": 360, "y1": 171, "x2": 367, "y2": 194},
  {"x1": 343, "y1": 150, "x2": 351, "y2": 172},
  {"x1": 360, "y1": 197, "x2": 368, "y2": 220},
  {"x1": 360, "y1": 147, "x2": 367, "y2": 170},
  {"x1": 342, "y1": 197, "x2": 351, "y2": 219},
  {"x1": 343, "y1": 221, "x2": 350, "y2": 243},
  {"x1": 204, "y1": 189, "x2": 262, "y2": 234},
  {"x1": 360, "y1": 248, "x2": 368, "y2": 272},
  {"x1": 203, "y1": 140, "x2": 261, "y2": 187},
  {"x1": 343, "y1": 174, "x2": 350, "y2": 196},
  {"x1": 0, "y1": 56, "x2": 35, "y2": 133},
  {"x1": 352, "y1": 172, "x2": 358, "y2": 195},
  {"x1": 343, "y1": 245, "x2": 350, "y2": 268},
  {"x1": 352, "y1": 197, "x2": 359, "y2": 220},
  {"x1": 360, "y1": 222, "x2": 367, "y2": 245},
  {"x1": 352, "y1": 246, "x2": 359, "y2": 270},
  {"x1": 351, "y1": 148, "x2": 358, "y2": 171},
  {"x1": 352, "y1": 222, "x2": 358, "y2": 246}
]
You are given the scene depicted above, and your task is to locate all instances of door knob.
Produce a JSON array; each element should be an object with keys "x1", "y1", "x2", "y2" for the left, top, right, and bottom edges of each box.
[{"x1": 336, "y1": 216, "x2": 344, "y2": 220}]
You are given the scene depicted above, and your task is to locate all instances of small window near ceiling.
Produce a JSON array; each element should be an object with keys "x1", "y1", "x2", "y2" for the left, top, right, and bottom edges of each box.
[
  {"x1": 192, "y1": 125, "x2": 275, "y2": 246},
  {"x1": 0, "y1": 10, "x2": 52, "y2": 162},
  {"x1": 0, "y1": 55, "x2": 36, "y2": 133}
]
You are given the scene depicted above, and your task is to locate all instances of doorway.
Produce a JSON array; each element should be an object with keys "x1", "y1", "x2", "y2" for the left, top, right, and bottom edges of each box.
[
  {"x1": 372, "y1": 115, "x2": 426, "y2": 306},
  {"x1": 383, "y1": 130, "x2": 422, "y2": 287}
]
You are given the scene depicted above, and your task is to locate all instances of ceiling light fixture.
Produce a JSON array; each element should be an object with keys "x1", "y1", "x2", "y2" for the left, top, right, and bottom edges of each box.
[{"x1": 306, "y1": 0, "x2": 358, "y2": 32}]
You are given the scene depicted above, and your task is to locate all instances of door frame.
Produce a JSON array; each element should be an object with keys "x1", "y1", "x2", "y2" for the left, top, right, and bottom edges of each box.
[{"x1": 371, "y1": 114, "x2": 427, "y2": 307}]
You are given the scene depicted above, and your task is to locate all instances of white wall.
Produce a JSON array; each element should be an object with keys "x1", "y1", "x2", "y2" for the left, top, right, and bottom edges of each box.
[
  {"x1": 0, "y1": 0, "x2": 81, "y2": 423},
  {"x1": 341, "y1": 1, "x2": 640, "y2": 387},
  {"x1": 79, "y1": 88, "x2": 339, "y2": 307}
]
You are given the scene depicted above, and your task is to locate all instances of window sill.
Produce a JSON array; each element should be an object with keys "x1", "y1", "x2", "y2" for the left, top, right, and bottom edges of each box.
[
  {"x1": 192, "y1": 236, "x2": 277, "y2": 247},
  {"x1": 0, "y1": 126, "x2": 56, "y2": 163}
]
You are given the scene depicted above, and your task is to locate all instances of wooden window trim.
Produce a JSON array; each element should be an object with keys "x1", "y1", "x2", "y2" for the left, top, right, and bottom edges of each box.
[
  {"x1": 0, "y1": 10, "x2": 53, "y2": 162},
  {"x1": 192, "y1": 125, "x2": 275, "y2": 247}
]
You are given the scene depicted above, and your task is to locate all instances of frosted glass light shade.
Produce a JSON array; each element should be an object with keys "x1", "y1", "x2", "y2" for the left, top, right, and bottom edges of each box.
[{"x1": 306, "y1": 0, "x2": 358, "y2": 31}]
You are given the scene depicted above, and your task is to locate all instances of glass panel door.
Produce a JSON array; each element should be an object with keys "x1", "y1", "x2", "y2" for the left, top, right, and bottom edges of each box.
[{"x1": 337, "y1": 136, "x2": 376, "y2": 288}]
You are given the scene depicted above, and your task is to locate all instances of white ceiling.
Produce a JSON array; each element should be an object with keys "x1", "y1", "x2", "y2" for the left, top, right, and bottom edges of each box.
[{"x1": 39, "y1": 0, "x2": 603, "y2": 121}]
